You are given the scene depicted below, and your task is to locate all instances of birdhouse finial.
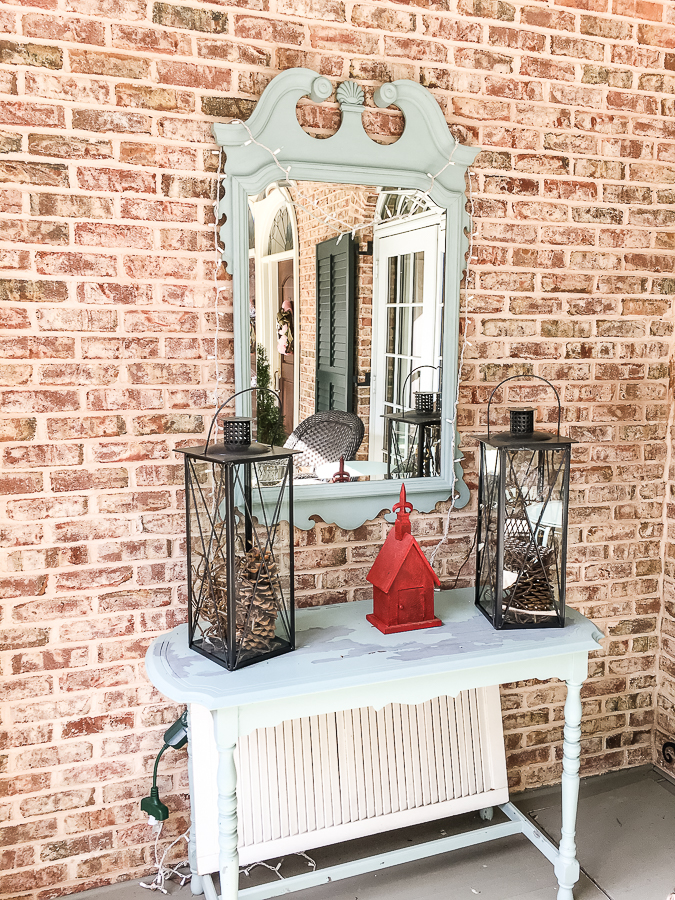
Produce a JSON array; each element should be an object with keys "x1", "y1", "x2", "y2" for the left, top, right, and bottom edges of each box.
[{"x1": 393, "y1": 484, "x2": 413, "y2": 540}]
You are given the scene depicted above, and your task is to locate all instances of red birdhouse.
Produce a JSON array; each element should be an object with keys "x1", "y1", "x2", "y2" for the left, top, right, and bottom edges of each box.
[{"x1": 366, "y1": 485, "x2": 442, "y2": 635}]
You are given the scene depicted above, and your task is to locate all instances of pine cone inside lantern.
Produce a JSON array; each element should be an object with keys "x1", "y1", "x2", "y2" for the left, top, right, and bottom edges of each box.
[
  {"x1": 503, "y1": 536, "x2": 556, "y2": 617},
  {"x1": 195, "y1": 545, "x2": 281, "y2": 653}
]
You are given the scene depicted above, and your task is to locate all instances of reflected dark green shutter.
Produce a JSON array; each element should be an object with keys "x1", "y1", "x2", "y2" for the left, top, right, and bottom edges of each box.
[{"x1": 315, "y1": 235, "x2": 356, "y2": 413}]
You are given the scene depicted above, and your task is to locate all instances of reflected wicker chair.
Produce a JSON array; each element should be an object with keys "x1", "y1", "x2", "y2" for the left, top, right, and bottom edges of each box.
[{"x1": 284, "y1": 411, "x2": 365, "y2": 479}]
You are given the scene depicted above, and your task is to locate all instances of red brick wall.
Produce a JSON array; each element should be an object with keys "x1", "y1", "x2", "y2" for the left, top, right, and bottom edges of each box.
[{"x1": 1, "y1": 0, "x2": 675, "y2": 894}]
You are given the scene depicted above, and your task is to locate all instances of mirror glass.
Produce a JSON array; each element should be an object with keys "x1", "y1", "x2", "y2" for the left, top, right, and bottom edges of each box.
[{"x1": 247, "y1": 180, "x2": 446, "y2": 485}]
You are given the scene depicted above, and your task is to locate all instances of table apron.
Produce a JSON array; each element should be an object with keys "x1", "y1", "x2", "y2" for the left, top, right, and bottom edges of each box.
[{"x1": 236, "y1": 650, "x2": 589, "y2": 736}]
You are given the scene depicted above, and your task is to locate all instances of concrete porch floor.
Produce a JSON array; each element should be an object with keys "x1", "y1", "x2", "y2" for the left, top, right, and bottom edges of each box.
[{"x1": 79, "y1": 766, "x2": 675, "y2": 900}]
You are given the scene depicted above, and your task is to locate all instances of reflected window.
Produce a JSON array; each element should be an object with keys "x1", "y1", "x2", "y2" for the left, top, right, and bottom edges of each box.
[
  {"x1": 266, "y1": 206, "x2": 294, "y2": 256},
  {"x1": 369, "y1": 195, "x2": 445, "y2": 477},
  {"x1": 248, "y1": 208, "x2": 255, "y2": 250},
  {"x1": 379, "y1": 190, "x2": 438, "y2": 222}
]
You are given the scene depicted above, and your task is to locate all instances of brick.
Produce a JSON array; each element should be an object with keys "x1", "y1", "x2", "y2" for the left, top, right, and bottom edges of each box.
[
  {"x1": 87, "y1": 388, "x2": 163, "y2": 411},
  {"x1": 0, "y1": 130, "x2": 21, "y2": 153},
  {"x1": 520, "y1": 56, "x2": 575, "y2": 83},
  {"x1": 310, "y1": 25, "x2": 380, "y2": 54},
  {"x1": 352, "y1": 4, "x2": 413, "y2": 30},
  {"x1": 153, "y1": 3, "x2": 227, "y2": 32},
  {"x1": 81, "y1": 338, "x2": 159, "y2": 360},
  {"x1": 156, "y1": 61, "x2": 231, "y2": 93},
  {"x1": 458, "y1": 0, "x2": 515, "y2": 20},
  {"x1": 0, "y1": 40, "x2": 63, "y2": 70},
  {"x1": 23, "y1": 14, "x2": 106, "y2": 45},
  {"x1": 0, "y1": 819, "x2": 57, "y2": 848},
  {"x1": 115, "y1": 83, "x2": 194, "y2": 113},
  {"x1": 0, "y1": 101, "x2": 65, "y2": 128},
  {"x1": 112, "y1": 23, "x2": 192, "y2": 54},
  {"x1": 197, "y1": 98, "x2": 245, "y2": 125},
  {"x1": 551, "y1": 35, "x2": 605, "y2": 61},
  {"x1": 132, "y1": 414, "x2": 203, "y2": 435},
  {"x1": 36, "y1": 309, "x2": 117, "y2": 332},
  {"x1": 0, "y1": 160, "x2": 68, "y2": 186},
  {"x1": 72, "y1": 109, "x2": 151, "y2": 134},
  {"x1": 26, "y1": 72, "x2": 111, "y2": 104},
  {"x1": 233, "y1": 16, "x2": 306, "y2": 45},
  {"x1": 28, "y1": 133, "x2": 113, "y2": 159},
  {"x1": 19, "y1": 789, "x2": 95, "y2": 817},
  {"x1": 36, "y1": 252, "x2": 118, "y2": 277},
  {"x1": 0, "y1": 279, "x2": 68, "y2": 304},
  {"x1": 123, "y1": 255, "x2": 198, "y2": 279},
  {"x1": 46, "y1": 416, "x2": 126, "y2": 440},
  {"x1": 51, "y1": 468, "x2": 129, "y2": 493},
  {"x1": 69, "y1": 49, "x2": 150, "y2": 79},
  {"x1": 76, "y1": 167, "x2": 156, "y2": 193},
  {"x1": 4, "y1": 442, "x2": 83, "y2": 467}
]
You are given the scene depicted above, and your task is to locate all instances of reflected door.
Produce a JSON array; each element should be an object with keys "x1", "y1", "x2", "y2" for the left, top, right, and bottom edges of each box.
[{"x1": 370, "y1": 219, "x2": 444, "y2": 467}]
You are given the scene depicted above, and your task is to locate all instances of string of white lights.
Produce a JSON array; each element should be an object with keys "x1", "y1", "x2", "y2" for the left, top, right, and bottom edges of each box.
[
  {"x1": 140, "y1": 823, "x2": 191, "y2": 893},
  {"x1": 228, "y1": 117, "x2": 458, "y2": 242},
  {"x1": 429, "y1": 166, "x2": 475, "y2": 571},
  {"x1": 240, "y1": 851, "x2": 317, "y2": 880},
  {"x1": 212, "y1": 147, "x2": 227, "y2": 407},
  {"x1": 213, "y1": 117, "x2": 475, "y2": 579}
]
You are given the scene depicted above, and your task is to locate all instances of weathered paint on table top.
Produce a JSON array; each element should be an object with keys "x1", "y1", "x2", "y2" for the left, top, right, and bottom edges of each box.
[{"x1": 145, "y1": 588, "x2": 603, "y2": 711}]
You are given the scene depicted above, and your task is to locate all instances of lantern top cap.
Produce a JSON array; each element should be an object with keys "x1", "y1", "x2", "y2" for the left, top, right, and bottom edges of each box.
[{"x1": 472, "y1": 431, "x2": 575, "y2": 449}]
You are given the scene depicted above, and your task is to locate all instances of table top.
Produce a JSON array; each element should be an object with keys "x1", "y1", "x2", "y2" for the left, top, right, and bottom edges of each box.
[
  {"x1": 382, "y1": 409, "x2": 442, "y2": 425},
  {"x1": 145, "y1": 588, "x2": 603, "y2": 712}
]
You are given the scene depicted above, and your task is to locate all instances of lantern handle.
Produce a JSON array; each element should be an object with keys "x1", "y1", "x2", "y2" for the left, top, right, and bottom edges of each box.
[
  {"x1": 486, "y1": 375, "x2": 561, "y2": 439},
  {"x1": 205, "y1": 386, "x2": 282, "y2": 449},
  {"x1": 400, "y1": 364, "x2": 442, "y2": 408}
]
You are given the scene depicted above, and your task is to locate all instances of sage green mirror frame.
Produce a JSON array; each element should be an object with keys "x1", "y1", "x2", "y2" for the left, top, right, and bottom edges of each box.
[{"x1": 213, "y1": 68, "x2": 480, "y2": 530}]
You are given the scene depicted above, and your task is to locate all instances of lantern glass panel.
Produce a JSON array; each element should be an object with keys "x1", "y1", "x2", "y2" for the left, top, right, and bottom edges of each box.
[
  {"x1": 185, "y1": 454, "x2": 294, "y2": 670},
  {"x1": 477, "y1": 443, "x2": 569, "y2": 629}
]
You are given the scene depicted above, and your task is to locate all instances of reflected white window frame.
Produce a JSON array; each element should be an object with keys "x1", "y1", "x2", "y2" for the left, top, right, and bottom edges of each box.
[
  {"x1": 248, "y1": 185, "x2": 300, "y2": 429},
  {"x1": 370, "y1": 199, "x2": 446, "y2": 467}
]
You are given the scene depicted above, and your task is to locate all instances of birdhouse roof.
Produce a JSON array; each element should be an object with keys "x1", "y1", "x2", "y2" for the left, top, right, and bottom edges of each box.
[{"x1": 367, "y1": 529, "x2": 441, "y2": 593}]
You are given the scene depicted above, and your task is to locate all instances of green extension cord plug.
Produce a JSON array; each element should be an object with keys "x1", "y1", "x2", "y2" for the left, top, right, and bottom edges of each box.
[{"x1": 141, "y1": 711, "x2": 188, "y2": 822}]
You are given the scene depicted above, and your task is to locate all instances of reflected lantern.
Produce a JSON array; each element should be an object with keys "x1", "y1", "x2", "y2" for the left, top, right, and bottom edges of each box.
[{"x1": 474, "y1": 377, "x2": 573, "y2": 629}]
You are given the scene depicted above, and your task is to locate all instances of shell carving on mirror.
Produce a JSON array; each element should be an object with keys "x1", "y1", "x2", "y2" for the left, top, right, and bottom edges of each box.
[{"x1": 336, "y1": 80, "x2": 365, "y2": 109}]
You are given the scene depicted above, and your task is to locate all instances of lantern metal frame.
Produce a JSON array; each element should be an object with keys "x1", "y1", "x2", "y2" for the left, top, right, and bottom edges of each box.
[
  {"x1": 177, "y1": 389, "x2": 298, "y2": 671},
  {"x1": 474, "y1": 376, "x2": 574, "y2": 630}
]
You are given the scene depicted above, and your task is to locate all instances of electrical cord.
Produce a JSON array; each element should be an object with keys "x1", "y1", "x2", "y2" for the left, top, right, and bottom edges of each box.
[{"x1": 451, "y1": 522, "x2": 479, "y2": 590}]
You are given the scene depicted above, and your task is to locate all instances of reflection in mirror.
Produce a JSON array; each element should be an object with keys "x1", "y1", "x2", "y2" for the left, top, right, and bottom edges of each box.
[{"x1": 247, "y1": 181, "x2": 446, "y2": 485}]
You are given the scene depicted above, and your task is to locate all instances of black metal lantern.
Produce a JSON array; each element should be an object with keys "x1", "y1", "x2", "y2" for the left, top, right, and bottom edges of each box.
[
  {"x1": 474, "y1": 376, "x2": 574, "y2": 629},
  {"x1": 176, "y1": 390, "x2": 297, "y2": 671},
  {"x1": 383, "y1": 365, "x2": 442, "y2": 479}
]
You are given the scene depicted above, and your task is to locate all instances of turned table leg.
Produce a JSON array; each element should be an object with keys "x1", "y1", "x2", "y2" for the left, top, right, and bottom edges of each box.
[
  {"x1": 215, "y1": 707, "x2": 239, "y2": 900},
  {"x1": 187, "y1": 706, "x2": 204, "y2": 896},
  {"x1": 555, "y1": 679, "x2": 582, "y2": 900}
]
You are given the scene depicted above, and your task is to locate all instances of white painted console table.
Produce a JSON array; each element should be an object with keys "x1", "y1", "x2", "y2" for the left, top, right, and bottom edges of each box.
[{"x1": 145, "y1": 588, "x2": 602, "y2": 900}]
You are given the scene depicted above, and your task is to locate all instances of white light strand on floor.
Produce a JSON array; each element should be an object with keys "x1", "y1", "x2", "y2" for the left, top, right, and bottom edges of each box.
[
  {"x1": 140, "y1": 822, "x2": 191, "y2": 893},
  {"x1": 429, "y1": 167, "x2": 475, "y2": 572},
  {"x1": 240, "y1": 851, "x2": 317, "y2": 880},
  {"x1": 227, "y1": 117, "x2": 458, "y2": 242}
]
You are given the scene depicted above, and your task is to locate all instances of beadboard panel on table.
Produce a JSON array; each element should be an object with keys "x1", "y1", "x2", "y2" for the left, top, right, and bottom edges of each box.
[{"x1": 190, "y1": 688, "x2": 508, "y2": 871}]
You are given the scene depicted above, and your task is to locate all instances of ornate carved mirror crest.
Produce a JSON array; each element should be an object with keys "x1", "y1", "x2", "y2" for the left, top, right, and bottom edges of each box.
[{"x1": 213, "y1": 68, "x2": 480, "y2": 530}]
